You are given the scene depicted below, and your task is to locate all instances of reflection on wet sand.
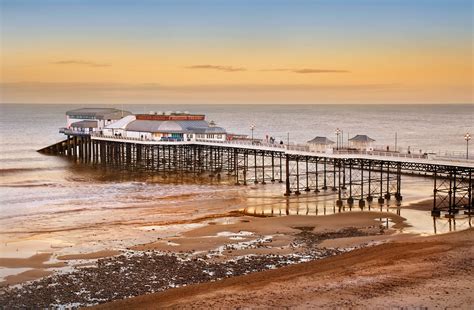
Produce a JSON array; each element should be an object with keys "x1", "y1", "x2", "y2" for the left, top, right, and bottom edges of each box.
[
  {"x1": 242, "y1": 194, "x2": 473, "y2": 235},
  {"x1": 0, "y1": 163, "x2": 471, "y2": 287}
]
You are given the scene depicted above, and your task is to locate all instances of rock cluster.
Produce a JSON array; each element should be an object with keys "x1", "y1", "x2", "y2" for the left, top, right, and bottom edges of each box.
[{"x1": 0, "y1": 227, "x2": 375, "y2": 308}]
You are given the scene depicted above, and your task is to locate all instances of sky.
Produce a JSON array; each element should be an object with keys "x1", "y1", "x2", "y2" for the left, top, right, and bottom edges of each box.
[{"x1": 0, "y1": 0, "x2": 472, "y2": 104}]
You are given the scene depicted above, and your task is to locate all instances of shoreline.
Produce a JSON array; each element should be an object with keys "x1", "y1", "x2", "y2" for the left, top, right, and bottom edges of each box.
[
  {"x1": 93, "y1": 228, "x2": 474, "y2": 310},
  {"x1": 0, "y1": 198, "x2": 472, "y2": 308},
  {"x1": 0, "y1": 211, "x2": 406, "y2": 307}
]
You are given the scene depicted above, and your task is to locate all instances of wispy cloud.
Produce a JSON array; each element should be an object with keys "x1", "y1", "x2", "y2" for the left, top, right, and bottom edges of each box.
[
  {"x1": 0, "y1": 82, "x2": 415, "y2": 104},
  {"x1": 185, "y1": 65, "x2": 246, "y2": 72},
  {"x1": 186, "y1": 65, "x2": 347, "y2": 73},
  {"x1": 51, "y1": 60, "x2": 110, "y2": 68},
  {"x1": 261, "y1": 68, "x2": 349, "y2": 74},
  {"x1": 292, "y1": 68, "x2": 349, "y2": 74},
  {"x1": 0, "y1": 82, "x2": 399, "y2": 93}
]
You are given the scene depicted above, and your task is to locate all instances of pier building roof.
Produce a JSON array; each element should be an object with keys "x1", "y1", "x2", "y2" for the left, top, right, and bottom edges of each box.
[
  {"x1": 104, "y1": 115, "x2": 136, "y2": 129},
  {"x1": 70, "y1": 120, "x2": 98, "y2": 128},
  {"x1": 125, "y1": 119, "x2": 226, "y2": 134},
  {"x1": 307, "y1": 136, "x2": 335, "y2": 145},
  {"x1": 66, "y1": 108, "x2": 131, "y2": 120},
  {"x1": 348, "y1": 135, "x2": 375, "y2": 142}
]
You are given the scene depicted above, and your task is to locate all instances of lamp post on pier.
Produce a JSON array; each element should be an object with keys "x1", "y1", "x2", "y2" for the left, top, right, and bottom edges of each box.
[
  {"x1": 465, "y1": 133, "x2": 471, "y2": 159},
  {"x1": 335, "y1": 128, "x2": 341, "y2": 150},
  {"x1": 250, "y1": 124, "x2": 256, "y2": 144}
]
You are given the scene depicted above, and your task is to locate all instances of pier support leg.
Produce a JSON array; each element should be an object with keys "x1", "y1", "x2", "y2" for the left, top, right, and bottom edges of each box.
[
  {"x1": 305, "y1": 157, "x2": 310, "y2": 191},
  {"x1": 431, "y1": 170, "x2": 440, "y2": 217},
  {"x1": 279, "y1": 153, "x2": 283, "y2": 183},
  {"x1": 295, "y1": 158, "x2": 300, "y2": 195},
  {"x1": 348, "y1": 160, "x2": 353, "y2": 205},
  {"x1": 384, "y1": 164, "x2": 391, "y2": 200},
  {"x1": 315, "y1": 160, "x2": 320, "y2": 193},
  {"x1": 322, "y1": 158, "x2": 327, "y2": 190},
  {"x1": 359, "y1": 162, "x2": 365, "y2": 208},
  {"x1": 284, "y1": 154, "x2": 291, "y2": 196},
  {"x1": 271, "y1": 152, "x2": 275, "y2": 182},
  {"x1": 468, "y1": 171, "x2": 473, "y2": 214},
  {"x1": 395, "y1": 163, "x2": 403, "y2": 201},
  {"x1": 336, "y1": 160, "x2": 343, "y2": 207},
  {"x1": 367, "y1": 161, "x2": 373, "y2": 202},
  {"x1": 378, "y1": 161, "x2": 384, "y2": 205},
  {"x1": 254, "y1": 151, "x2": 258, "y2": 184}
]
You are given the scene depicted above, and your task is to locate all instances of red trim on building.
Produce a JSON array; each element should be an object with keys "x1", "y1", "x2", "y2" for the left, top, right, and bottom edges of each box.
[{"x1": 135, "y1": 114, "x2": 205, "y2": 121}]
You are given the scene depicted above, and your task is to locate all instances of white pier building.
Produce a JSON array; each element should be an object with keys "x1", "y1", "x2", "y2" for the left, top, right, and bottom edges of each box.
[{"x1": 61, "y1": 108, "x2": 132, "y2": 135}]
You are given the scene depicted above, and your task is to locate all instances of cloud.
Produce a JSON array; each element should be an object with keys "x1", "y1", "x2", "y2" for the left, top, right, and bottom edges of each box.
[
  {"x1": 2, "y1": 82, "x2": 470, "y2": 104},
  {"x1": 185, "y1": 65, "x2": 246, "y2": 72},
  {"x1": 8, "y1": 82, "x2": 458, "y2": 104},
  {"x1": 51, "y1": 60, "x2": 110, "y2": 68},
  {"x1": 292, "y1": 68, "x2": 349, "y2": 74},
  {"x1": 185, "y1": 65, "x2": 347, "y2": 73},
  {"x1": 261, "y1": 68, "x2": 349, "y2": 74},
  {"x1": 0, "y1": 82, "x2": 400, "y2": 93}
]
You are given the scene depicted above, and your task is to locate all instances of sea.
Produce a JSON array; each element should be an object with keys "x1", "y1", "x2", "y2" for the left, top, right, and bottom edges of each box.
[{"x1": 0, "y1": 103, "x2": 473, "y2": 279}]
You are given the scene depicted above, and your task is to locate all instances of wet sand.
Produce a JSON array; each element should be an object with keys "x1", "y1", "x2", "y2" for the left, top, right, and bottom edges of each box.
[
  {"x1": 404, "y1": 198, "x2": 436, "y2": 211},
  {"x1": 1, "y1": 185, "x2": 472, "y2": 308},
  {"x1": 1, "y1": 269, "x2": 53, "y2": 287},
  {"x1": 57, "y1": 250, "x2": 121, "y2": 260},
  {"x1": 0, "y1": 253, "x2": 67, "y2": 287},
  {"x1": 0, "y1": 187, "x2": 246, "y2": 286},
  {"x1": 0, "y1": 253, "x2": 65, "y2": 269},
  {"x1": 0, "y1": 211, "x2": 400, "y2": 307},
  {"x1": 132, "y1": 212, "x2": 406, "y2": 255},
  {"x1": 94, "y1": 228, "x2": 474, "y2": 310}
]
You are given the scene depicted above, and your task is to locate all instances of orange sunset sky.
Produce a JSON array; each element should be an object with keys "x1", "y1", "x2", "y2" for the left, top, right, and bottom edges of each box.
[{"x1": 0, "y1": 0, "x2": 472, "y2": 104}]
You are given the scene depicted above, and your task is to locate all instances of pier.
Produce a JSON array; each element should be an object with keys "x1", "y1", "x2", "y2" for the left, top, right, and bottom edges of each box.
[{"x1": 39, "y1": 133, "x2": 473, "y2": 217}]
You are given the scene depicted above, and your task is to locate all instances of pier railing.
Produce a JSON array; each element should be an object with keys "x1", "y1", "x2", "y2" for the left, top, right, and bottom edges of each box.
[
  {"x1": 333, "y1": 149, "x2": 426, "y2": 159},
  {"x1": 92, "y1": 133, "x2": 188, "y2": 142},
  {"x1": 90, "y1": 133, "x2": 474, "y2": 164}
]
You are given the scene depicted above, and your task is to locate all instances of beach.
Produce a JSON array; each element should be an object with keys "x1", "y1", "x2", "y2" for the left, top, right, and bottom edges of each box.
[
  {"x1": 2, "y1": 0, "x2": 473, "y2": 305},
  {"x1": 94, "y1": 228, "x2": 474, "y2": 310},
  {"x1": 1, "y1": 196, "x2": 472, "y2": 308},
  {"x1": 1, "y1": 104, "x2": 473, "y2": 308}
]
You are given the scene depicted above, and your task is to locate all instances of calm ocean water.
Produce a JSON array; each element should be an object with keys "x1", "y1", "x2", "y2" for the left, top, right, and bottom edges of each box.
[
  {"x1": 0, "y1": 103, "x2": 472, "y2": 263},
  {"x1": 1, "y1": 103, "x2": 473, "y2": 211}
]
